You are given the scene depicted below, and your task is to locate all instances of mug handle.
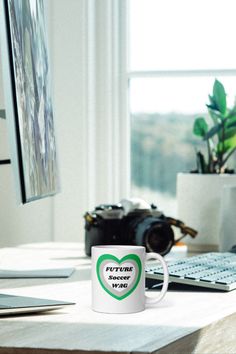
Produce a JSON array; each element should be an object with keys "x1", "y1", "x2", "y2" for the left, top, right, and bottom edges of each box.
[{"x1": 145, "y1": 252, "x2": 169, "y2": 304}]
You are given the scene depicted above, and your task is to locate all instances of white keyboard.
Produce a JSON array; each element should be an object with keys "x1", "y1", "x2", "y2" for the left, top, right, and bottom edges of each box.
[{"x1": 145, "y1": 252, "x2": 236, "y2": 291}]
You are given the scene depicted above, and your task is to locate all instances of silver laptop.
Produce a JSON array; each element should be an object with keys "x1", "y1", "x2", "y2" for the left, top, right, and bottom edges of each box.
[{"x1": 0, "y1": 293, "x2": 75, "y2": 315}]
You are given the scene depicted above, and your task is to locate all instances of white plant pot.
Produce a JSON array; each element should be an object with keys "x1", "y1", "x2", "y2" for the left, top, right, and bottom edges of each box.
[{"x1": 177, "y1": 173, "x2": 236, "y2": 252}]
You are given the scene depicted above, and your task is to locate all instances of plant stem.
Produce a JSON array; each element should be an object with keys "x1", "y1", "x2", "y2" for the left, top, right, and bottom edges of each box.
[
  {"x1": 196, "y1": 151, "x2": 205, "y2": 173},
  {"x1": 221, "y1": 146, "x2": 236, "y2": 168},
  {"x1": 206, "y1": 139, "x2": 213, "y2": 172},
  {"x1": 218, "y1": 121, "x2": 226, "y2": 171}
]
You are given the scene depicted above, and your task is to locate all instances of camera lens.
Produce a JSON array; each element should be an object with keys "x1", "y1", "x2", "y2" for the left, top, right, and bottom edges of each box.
[
  {"x1": 145, "y1": 223, "x2": 174, "y2": 255},
  {"x1": 134, "y1": 217, "x2": 174, "y2": 256}
]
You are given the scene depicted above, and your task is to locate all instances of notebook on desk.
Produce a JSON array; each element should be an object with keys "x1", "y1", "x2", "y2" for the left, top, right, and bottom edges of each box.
[
  {"x1": 0, "y1": 293, "x2": 75, "y2": 316},
  {"x1": 0, "y1": 267, "x2": 75, "y2": 278},
  {"x1": 146, "y1": 251, "x2": 236, "y2": 291},
  {"x1": 0, "y1": 267, "x2": 75, "y2": 315}
]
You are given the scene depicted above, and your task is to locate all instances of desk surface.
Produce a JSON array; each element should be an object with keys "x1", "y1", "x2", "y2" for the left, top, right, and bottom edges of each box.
[{"x1": 0, "y1": 243, "x2": 236, "y2": 354}]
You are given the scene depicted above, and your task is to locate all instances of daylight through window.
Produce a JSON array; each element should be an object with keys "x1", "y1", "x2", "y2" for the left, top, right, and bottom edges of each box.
[{"x1": 129, "y1": 0, "x2": 236, "y2": 216}]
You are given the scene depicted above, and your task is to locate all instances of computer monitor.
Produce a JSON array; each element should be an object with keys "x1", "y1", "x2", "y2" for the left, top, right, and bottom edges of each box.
[{"x1": 0, "y1": 0, "x2": 59, "y2": 204}]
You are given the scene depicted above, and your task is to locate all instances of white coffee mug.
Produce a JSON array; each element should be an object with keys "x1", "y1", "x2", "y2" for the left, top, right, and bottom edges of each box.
[{"x1": 92, "y1": 245, "x2": 169, "y2": 313}]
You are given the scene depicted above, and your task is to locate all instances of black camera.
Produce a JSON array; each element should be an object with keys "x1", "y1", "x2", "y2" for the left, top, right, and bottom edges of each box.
[{"x1": 84, "y1": 199, "x2": 197, "y2": 256}]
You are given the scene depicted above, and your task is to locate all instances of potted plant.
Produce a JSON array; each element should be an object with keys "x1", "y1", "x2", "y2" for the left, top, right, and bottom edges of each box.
[
  {"x1": 177, "y1": 79, "x2": 236, "y2": 251},
  {"x1": 193, "y1": 79, "x2": 236, "y2": 174}
]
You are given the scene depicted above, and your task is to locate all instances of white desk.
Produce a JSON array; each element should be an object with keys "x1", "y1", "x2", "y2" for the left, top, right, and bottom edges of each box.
[{"x1": 0, "y1": 243, "x2": 236, "y2": 354}]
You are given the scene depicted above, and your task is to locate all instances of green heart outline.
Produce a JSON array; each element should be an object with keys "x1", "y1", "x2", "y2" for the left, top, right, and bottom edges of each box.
[{"x1": 96, "y1": 253, "x2": 142, "y2": 301}]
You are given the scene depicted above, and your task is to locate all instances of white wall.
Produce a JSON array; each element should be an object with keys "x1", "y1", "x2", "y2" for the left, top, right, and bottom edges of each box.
[
  {"x1": 48, "y1": 0, "x2": 90, "y2": 242},
  {"x1": 49, "y1": 0, "x2": 129, "y2": 242}
]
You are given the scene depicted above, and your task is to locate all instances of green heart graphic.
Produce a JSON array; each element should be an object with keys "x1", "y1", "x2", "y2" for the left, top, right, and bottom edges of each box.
[{"x1": 96, "y1": 253, "x2": 142, "y2": 301}]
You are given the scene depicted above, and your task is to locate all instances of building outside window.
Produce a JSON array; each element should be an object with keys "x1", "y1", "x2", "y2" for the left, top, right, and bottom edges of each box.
[{"x1": 128, "y1": 0, "x2": 236, "y2": 216}]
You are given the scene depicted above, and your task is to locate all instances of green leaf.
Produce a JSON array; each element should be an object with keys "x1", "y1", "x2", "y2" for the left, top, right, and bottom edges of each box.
[
  {"x1": 217, "y1": 135, "x2": 236, "y2": 154},
  {"x1": 207, "y1": 95, "x2": 218, "y2": 111},
  {"x1": 193, "y1": 117, "x2": 208, "y2": 137},
  {"x1": 213, "y1": 79, "x2": 227, "y2": 115},
  {"x1": 224, "y1": 127, "x2": 236, "y2": 140},
  {"x1": 226, "y1": 115, "x2": 236, "y2": 128},
  {"x1": 203, "y1": 123, "x2": 222, "y2": 140},
  {"x1": 227, "y1": 103, "x2": 236, "y2": 119},
  {"x1": 208, "y1": 94, "x2": 215, "y2": 106},
  {"x1": 208, "y1": 108, "x2": 222, "y2": 125}
]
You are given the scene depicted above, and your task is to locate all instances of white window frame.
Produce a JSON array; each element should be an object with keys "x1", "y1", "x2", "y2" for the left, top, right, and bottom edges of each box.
[{"x1": 89, "y1": 0, "x2": 130, "y2": 204}]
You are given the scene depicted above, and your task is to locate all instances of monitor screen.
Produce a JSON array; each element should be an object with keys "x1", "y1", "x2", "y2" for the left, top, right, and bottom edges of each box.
[{"x1": 0, "y1": 0, "x2": 59, "y2": 204}]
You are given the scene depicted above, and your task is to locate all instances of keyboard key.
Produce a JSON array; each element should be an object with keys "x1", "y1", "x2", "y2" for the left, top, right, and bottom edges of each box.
[
  {"x1": 216, "y1": 279, "x2": 233, "y2": 285},
  {"x1": 185, "y1": 275, "x2": 201, "y2": 280},
  {"x1": 200, "y1": 277, "x2": 213, "y2": 283},
  {"x1": 154, "y1": 270, "x2": 164, "y2": 275}
]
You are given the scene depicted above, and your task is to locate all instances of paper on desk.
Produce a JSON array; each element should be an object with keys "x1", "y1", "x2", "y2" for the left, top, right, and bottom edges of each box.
[
  {"x1": 0, "y1": 248, "x2": 76, "y2": 278},
  {"x1": 0, "y1": 260, "x2": 75, "y2": 278}
]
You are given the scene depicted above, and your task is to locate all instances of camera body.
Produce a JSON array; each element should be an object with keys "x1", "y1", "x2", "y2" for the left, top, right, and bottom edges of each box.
[{"x1": 84, "y1": 199, "x2": 177, "y2": 256}]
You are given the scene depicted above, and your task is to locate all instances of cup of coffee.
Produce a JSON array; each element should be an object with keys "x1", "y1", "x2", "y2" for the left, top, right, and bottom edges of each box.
[{"x1": 92, "y1": 245, "x2": 169, "y2": 313}]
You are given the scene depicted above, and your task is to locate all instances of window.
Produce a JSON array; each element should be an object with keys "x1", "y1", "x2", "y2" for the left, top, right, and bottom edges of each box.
[{"x1": 128, "y1": 0, "x2": 236, "y2": 216}]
